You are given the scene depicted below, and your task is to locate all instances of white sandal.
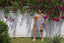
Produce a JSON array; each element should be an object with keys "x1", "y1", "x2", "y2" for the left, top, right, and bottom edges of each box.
[
  {"x1": 32, "y1": 39, "x2": 36, "y2": 41},
  {"x1": 41, "y1": 39, "x2": 43, "y2": 41}
]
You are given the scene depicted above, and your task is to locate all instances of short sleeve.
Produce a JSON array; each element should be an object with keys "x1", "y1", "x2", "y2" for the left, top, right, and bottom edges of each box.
[
  {"x1": 42, "y1": 14, "x2": 46, "y2": 17},
  {"x1": 33, "y1": 15, "x2": 36, "y2": 25}
]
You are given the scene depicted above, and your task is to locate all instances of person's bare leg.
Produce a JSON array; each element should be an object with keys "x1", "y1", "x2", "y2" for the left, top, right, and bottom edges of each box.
[
  {"x1": 40, "y1": 30, "x2": 43, "y2": 41},
  {"x1": 32, "y1": 30, "x2": 36, "y2": 41}
]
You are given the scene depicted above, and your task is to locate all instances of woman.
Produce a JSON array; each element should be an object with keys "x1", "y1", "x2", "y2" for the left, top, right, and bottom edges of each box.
[{"x1": 32, "y1": 9, "x2": 46, "y2": 41}]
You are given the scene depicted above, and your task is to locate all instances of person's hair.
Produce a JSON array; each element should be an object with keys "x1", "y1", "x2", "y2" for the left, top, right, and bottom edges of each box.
[
  {"x1": 36, "y1": 9, "x2": 41, "y2": 13},
  {"x1": 38, "y1": 9, "x2": 41, "y2": 12}
]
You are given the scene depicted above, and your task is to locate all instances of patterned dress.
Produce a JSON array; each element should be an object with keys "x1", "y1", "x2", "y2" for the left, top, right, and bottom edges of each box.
[{"x1": 33, "y1": 13, "x2": 46, "y2": 31}]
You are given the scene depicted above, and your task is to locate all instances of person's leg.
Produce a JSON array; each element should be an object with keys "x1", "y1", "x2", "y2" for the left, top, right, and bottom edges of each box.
[
  {"x1": 32, "y1": 30, "x2": 36, "y2": 41},
  {"x1": 40, "y1": 30, "x2": 43, "y2": 41}
]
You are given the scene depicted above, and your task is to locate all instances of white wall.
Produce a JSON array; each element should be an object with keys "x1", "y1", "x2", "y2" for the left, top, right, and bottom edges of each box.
[{"x1": 0, "y1": 10, "x2": 64, "y2": 38}]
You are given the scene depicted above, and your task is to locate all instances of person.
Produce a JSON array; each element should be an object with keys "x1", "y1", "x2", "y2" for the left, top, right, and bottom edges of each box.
[{"x1": 32, "y1": 9, "x2": 46, "y2": 41}]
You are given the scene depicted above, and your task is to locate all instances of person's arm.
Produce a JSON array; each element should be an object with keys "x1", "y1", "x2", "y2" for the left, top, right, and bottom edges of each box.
[
  {"x1": 34, "y1": 16, "x2": 36, "y2": 27},
  {"x1": 43, "y1": 14, "x2": 46, "y2": 17},
  {"x1": 41, "y1": 16, "x2": 46, "y2": 30}
]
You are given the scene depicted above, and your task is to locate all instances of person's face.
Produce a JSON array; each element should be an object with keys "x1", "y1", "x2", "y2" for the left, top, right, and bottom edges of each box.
[{"x1": 38, "y1": 11, "x2": 41, "y2": 14}]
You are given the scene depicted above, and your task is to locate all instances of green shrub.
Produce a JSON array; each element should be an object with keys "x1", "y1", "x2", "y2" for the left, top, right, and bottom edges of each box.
[
  {"x1": 48, "y1": 35, "x2": 63, "y2": 43},
  {"x1": 0, "y1": 21, "x2": 10, "y2": 43}
]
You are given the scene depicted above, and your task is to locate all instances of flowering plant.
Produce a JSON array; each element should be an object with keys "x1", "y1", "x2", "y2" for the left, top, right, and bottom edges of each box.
[
  {"x1": 0, "y1": 0, "x2": 28, "y2": 21},
  {"x1": 0, "y1": 0, "x2": 64, "y2": 22},
  {"x1": 29, "y1": 0, "x2": 64, "y2": 22}
]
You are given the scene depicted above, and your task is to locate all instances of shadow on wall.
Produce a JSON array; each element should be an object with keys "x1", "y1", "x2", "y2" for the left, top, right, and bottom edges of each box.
[
  {"x1": 25, "y1": 13, "x2": 33, "y2": 36},
  {"x1": 51, "y1": 21, "x2": 63, "y2": 37},
  {"x1": 18, "y1": 12, "x2": 41, "y2": 37},
  {"x1": 0, "y1": 10, "x2": 5, "y2": 21},
  {"x1": 6, "y1": 11, "x2": 19, "y2": 38},
  {"x1": 20, "y1": 14, "x2": 25, "y2": 26},
  {"x1": 0, "y1": 10, "x2": 63, "y2": 37},
  {"x1": 30, "y1": 20, "x2": 63, "y2": 38},
  {"x1": 45, "y1": 21, "x2": 63, "y2": 37},
  {"x1": 44, "y1": 21, "x2": 51, "y2": 38},
  {"x1": 19, "y1": 12, "x2": 32, "y2": 37}
]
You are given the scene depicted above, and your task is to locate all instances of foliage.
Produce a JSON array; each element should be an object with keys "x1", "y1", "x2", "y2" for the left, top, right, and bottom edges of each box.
[
  {"x1": 29, "y1": 0, "x2": 64, "y2": 22},
  {"x1": 0, "y1": 0, "x2": 28, "y2": 7},
  {"x1": 48, "y1": 34, "x2": 63, "y2": 43},
  {"x1": 0, "y1": 0, "x2": 64, "y2": 22},
  {"x1": 0, "y1": 21, "x2": 10, "y2": 43},
  {"x1": 0, "y1": 0, "x2": 28, "y2": 16}
]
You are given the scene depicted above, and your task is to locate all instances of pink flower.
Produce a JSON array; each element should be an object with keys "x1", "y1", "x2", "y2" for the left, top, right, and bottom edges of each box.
[
  {"x1": 61, "y1": 16, "x2": 64, "y2": 19},
  {"x1": 28, "y1": 8, "x2": 31, "y2": 9},
  {"x1": 51, "y1": 17, "x2": 53, "y2": 19},
  {"x1": 47, "y1": 10, "x2": 53, "y2": 14},
  {"x1": 39, "y1": 0, "x2": 41, "y2": 1},
  {"x1": 44, "y1": 16, "x2": 48, "y2": 19},
  {"x1": 37, "y1": 4, "x2": 39, "y2": 6},
  {"x1": 33, "y1": 6, "x2": 35, "y2": 8},
  {"x1": 41, "y1": 9, "x2": 44, "y2": 11},
  {"x1": 13, "y1": 8, "x2": 16, "y2": 11},
  {"x1": 50, "y1": 9, "x2": 53, "y2": 12},
  {"x1": 31, "y1": 5, "x2": 32, "y2": 8},
  {"x1": 58, "y1": 6, "x2": 63, "y2": 10},
  {"x1": 53, "y1": 8, "x2": 56, "y2": 11},
  {"x1": 11, "y1": 19, "x2": 14, "y2": 22},
  {"x1": 47, "y1": 15, "x2": 50, "y2": 17},
  {"x1": 60, "y1": 7, "x2": 63, "y2": 10},
  {"x1": 37, "y1": 0, "x2": 39, "y2": 2},
  {"x1": 63, "y1": 5, "x2": 64, "y2": 10},
  {"x1": 57, "y1": 12, "x2": 61, "y2": 14},
  {"x1": 46, "y1": 11, "x2": 48, "y2": 13},
  {"x1": 42, "y1": 0, "x2": 45, "y2": 2},
  {"x1": 49, "y1": 10, "x2": 53, "y2": 13},
  {"x1": 51, "y1": 6, "x2": 53, "y2": 8},
  {"x1": 24, "y1": 0, "x2": 25, "y2": 2},
  {"x1": 56, "y1": 18, "x2": 60, "y2": 22},
  {"x1": 48, "y1": 0, "x2": 51, "y2": 2},
  {"x1": 5, "y1": 17, "x2": 8, "y2": 19},
  {"x1": 52, "y1": 18, "x2": 56, "y2": 21},
  {"x1": 61, "y1": 16, "x2": 64, "y2": 20}
]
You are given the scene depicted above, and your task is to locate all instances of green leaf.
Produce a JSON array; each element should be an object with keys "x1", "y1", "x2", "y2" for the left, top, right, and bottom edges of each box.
[
  {"x1": 13, "y1": 2, "x2": 19, "y2": 8},
  {"x1": 15, "y1": 11, "x2": 18, "y2": 15}
]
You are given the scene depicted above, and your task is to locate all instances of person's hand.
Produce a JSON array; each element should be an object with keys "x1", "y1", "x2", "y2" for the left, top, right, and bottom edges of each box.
[{"x1": 34, "y1": 24, "x2": 36, "y2": 27}]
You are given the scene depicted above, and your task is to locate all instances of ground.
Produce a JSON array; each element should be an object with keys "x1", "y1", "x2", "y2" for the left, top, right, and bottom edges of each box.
[
  {"x1": 11, "y1": 37, "x2": 52, "y2": 43},
  {"x1": 11, "y1": 37, "x2": 64, "y2": 43}
]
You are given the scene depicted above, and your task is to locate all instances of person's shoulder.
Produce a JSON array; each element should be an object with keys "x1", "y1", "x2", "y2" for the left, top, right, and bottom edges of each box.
[
  {"x1": 34, "y1": 13, "x2": 38, "y2": 16},
  {"x1": 33, "y1": 13, "x2": 36, "y2": 17},
  {"x1": 41, "y1": 13, "x2": 46, "y2": 16}
]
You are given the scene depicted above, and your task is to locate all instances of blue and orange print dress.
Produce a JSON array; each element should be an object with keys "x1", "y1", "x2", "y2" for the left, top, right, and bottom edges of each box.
[{"x1": 33, "y1": 13, "x2": 46, "y2": 31}]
